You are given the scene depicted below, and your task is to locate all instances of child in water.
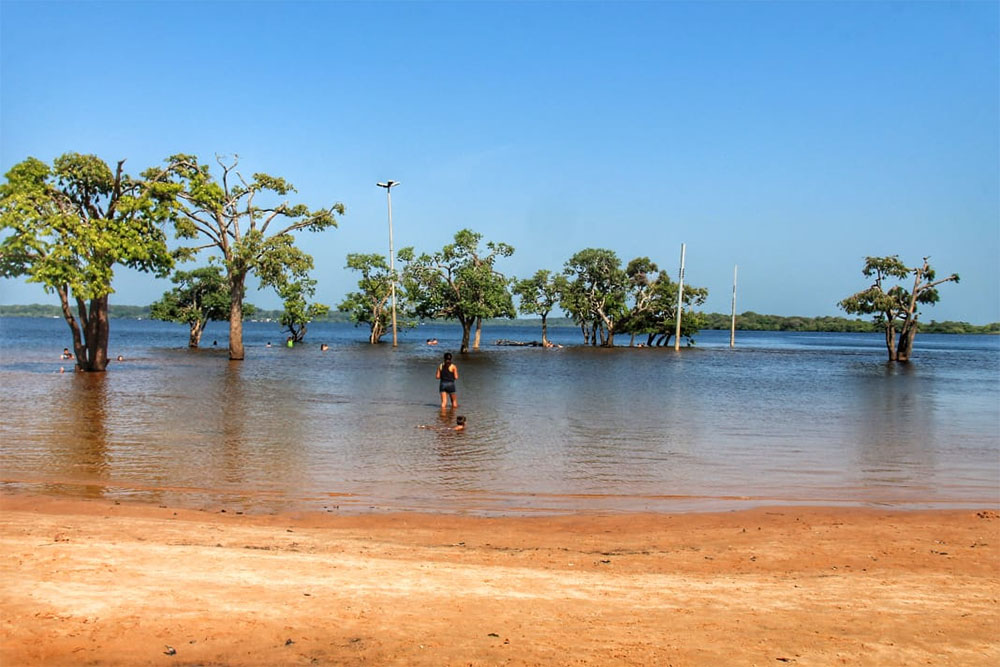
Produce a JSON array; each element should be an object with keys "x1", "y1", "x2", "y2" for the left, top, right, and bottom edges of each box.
[{"x1": 417, "y1": 415, "x2": 466, "y2": 431}]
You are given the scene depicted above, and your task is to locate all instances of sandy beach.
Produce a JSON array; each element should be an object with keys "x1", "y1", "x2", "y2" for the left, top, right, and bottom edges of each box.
[{"x1": 1, "y1": 493, "x2": 997, "y2": 666}]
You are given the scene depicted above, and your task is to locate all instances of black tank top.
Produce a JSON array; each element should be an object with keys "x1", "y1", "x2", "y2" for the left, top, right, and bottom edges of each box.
[{"x1": 439, "y1": 363, "x2": 455, "y2": 381}]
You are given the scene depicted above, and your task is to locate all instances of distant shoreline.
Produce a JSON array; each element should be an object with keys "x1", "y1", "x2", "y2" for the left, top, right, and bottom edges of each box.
[{"x1": 1, "y1": 304, "x2": 997, "y2": 334}]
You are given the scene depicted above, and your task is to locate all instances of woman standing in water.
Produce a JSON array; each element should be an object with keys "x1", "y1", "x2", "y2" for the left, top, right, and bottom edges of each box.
[{"x1": 436, "y1": 352, "x2": 459, "y2": 409}]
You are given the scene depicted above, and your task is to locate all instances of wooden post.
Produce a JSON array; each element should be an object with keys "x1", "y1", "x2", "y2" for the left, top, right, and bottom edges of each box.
[
  {"x1": 730, "y1": 264, "x2": 738, "y2": 348},
  {"x1": 674, "y1": 243, "x2": 686, "y2": 351}
]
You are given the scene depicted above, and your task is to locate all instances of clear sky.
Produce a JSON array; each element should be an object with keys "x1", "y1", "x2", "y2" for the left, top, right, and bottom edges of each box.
[{"x1": 2, "y1": 1, "x2": 997, "y2": 322}]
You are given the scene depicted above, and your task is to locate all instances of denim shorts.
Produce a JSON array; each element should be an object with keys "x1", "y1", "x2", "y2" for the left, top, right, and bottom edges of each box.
[{"x1": 439, "y1": 380, "x2": 456, "y2": 394}]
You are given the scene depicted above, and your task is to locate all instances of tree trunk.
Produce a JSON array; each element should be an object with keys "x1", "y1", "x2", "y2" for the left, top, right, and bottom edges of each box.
[
  {"x1": 95, "y1": 296, "x2": 110, "y2": 370},
  {"x1": 473, "y1": 317, "x2": 482, "y2": 350},
  {"x1": 460, "y1": 318, "x2": 472, "y2": 353},
  {"x1": 57, "y1": 285, "x2": 85, "y2": 370},
  {"x1": 228, "y1": 272, "x2": 246, "y2": 361},
  {"x1": 896, "y1": 319, "x2": 918, "y2": 362},
  {"x1": 369, "y1": 304, "x2": 383, "y2": 344},
  {"x1": 541, "y1": 315, "x2": 549, "y2": 345},
  {"x1": 71, "y1": 295, "x2": 110, "y2": 372},
  {"x1": 189, "y1": 320, "x2": 204, "y2": 348},
  {"x1": 580, "y1": 322, "x2": 589, "y2": 345},
  {"x1": 884, "y1": 322, "x2": 898, "y2": 362}
]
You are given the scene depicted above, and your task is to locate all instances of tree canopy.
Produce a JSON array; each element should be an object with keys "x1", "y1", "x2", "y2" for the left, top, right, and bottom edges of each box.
[
  {"x1": 150, "y1": 264, "x2": 241, "y2": 347},
  {"x1": 161, "y1": 154, "x2": 342, "y2": 360},
  {"x1": 839, "y1": 255, "x2": 959, "y2": 361},
  {"x1": 0, "y1": 153, "x2": 175, "y2": 370},
  {"x1": 403, "y1": 229, "x2": 515, "y2": 352},
  {"x1": 621, "y1": 257, "x2": 708, "y2": 347},
  {"x1": 278, "y1": 277, "x2": 329, "y2": 343},
  {"x1": 338, "y1": 251, "x2": 415, "y2": 344},
  {"x1": 513, "y1": 269, "x2": 564, "y2": 345},
  {"x1": 560, "y1": 248, "x2": 628, "y2": 346}
]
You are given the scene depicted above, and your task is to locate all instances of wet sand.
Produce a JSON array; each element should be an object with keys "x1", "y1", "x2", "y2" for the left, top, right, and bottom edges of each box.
[{"x1": 1, "y1": 493, "x2": 998, "y2": 666}]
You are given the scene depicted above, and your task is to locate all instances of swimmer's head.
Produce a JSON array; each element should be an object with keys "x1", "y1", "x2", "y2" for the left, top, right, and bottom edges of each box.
[{"x1": 456, "y1": 415, "x2": 466, "y2": 426}]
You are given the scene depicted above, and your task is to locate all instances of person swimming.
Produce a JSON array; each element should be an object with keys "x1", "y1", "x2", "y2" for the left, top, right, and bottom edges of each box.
[{"x1": 417, "y1": 415, "x2": 467, "y2": 431}]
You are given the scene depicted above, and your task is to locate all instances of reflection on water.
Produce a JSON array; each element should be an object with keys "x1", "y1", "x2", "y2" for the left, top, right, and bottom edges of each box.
[
  {"x1": 48, "y1": 374, "x2": 112, "y2": 498},
  {"x1": 0, "y1": 318, "x2": 997, "y2": 514},
  {"x1": 851, "y1": 363, "x2": 937, "y2": 499}
]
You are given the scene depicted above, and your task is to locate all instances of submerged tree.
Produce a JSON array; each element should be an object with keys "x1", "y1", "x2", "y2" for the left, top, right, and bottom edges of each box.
[
  {"x1": 278, "y1": 277, "x2": 329, "y2": 343},
  {"x1": 839, "y1": 255, "x2": 959, "y2": 362},
  {"x1": 513, "y1": 269, "x2": 564, "y2": 346},
  {"x1": 622, "y1": 256, "x2": 708, "y2": 347},
  {"x1": 403, "y1": 229, "x2": 515, "y2": 353},
  {"x1": 338, "y1": 251, "x2": 413, "y2": 344},
  {"x1": 161, "y1": 154, "x2": 342, "y2": 360},
  {"x1": 0, "y1": 154, "x2": 175, "y2": 371},
  {"x1": 561, "y1": 248, "x2": 628, "y2": 346},
  {"x1": 150, "y1": 265, "x2": 236, "y2": 347}
]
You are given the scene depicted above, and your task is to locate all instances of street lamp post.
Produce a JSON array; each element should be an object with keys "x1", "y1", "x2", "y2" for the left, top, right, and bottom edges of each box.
[
  {"x1": 376, "y1": 180, "x2": 400, "y2": 347},
  {"x1": 674, "y1": 243, "x2": 686, "y2": 351}
]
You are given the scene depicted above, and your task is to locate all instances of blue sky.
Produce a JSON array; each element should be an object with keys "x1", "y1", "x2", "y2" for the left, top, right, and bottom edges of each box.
[{"x1": 2, "y1": 1, "x2": 997, "y2": 322}]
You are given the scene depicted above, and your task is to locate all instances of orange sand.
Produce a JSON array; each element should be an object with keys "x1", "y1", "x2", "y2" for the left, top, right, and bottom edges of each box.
[{"x1": 1, "y1": 493, "x2": 998, "y2": 665}]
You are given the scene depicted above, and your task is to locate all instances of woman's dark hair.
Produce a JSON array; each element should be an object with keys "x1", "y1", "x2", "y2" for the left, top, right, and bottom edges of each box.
[{"x1": 443, "y1": 352, "x2": 452, "y2": 363}]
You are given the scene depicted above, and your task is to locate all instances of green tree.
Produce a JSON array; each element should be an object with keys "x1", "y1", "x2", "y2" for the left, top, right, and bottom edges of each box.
[
  {"x1": 150, "y1": 264, "x2": 242, "y2": 348},
  {"x1": 561, "y1": 248, "x2": 628, "y2": 346},
  {"x1": 161, "y1": 155, "x2": 342, "y2": 360},
  {"x1": 0, "y1": 154, "x2": 175, "y2": 371},
  {"x1": 513, "y1": 269, "x2": 564, "y2": 345},
  {"x1": 278, "y1": 277, "x2": 329, "y2": 343},
  {"x1": 403, "y1": 229, "x2": 515, "y2": 353},
  {"x1": 622, "y1": 257, "x2": 708, "y2": 347},
  {"x1": 839, "y1": 255, "x2": 959, "y2": 361},
  {"x1": 338, "y1": 251, "x2": 414, "y2": 344}
]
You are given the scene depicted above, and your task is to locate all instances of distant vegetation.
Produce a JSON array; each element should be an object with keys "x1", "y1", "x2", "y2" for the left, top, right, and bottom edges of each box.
[
  {"x1": 699, "y1": 312, "x2": 998, "y2": 335},
  {"x1": 1, "y1": 304, "x2": 153, "y2": 319},
  {"x1": 2, "y1": 303, "x2": 996, "y2": 334},
  {"x1": 0, "y1": 303, "x2": 349, "y2": 322}
]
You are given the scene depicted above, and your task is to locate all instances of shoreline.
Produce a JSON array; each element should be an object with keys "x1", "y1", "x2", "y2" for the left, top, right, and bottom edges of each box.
[
  {"x1": 3, "y1": 492, "x2": 997, "y2": 665},
  {"x1": 3, "y1": 479, "x2": 996, "y2": 518}
]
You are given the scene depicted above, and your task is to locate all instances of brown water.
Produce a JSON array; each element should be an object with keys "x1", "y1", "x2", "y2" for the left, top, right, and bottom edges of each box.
[{"x1": 1, "y1": 318, "x2": 998, "y2": 514}]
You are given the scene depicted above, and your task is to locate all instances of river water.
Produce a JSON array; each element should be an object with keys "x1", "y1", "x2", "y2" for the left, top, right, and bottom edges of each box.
[{"x1": 1, "y1": 317, "x2": 997, "y2": 514}]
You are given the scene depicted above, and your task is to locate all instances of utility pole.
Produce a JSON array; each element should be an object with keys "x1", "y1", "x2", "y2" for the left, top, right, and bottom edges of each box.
[
  {"x1": 730, "y1": 264, "x2": 738, "y2": 348},
  {"x1": 674, "y1": 243, "x2": 686, "y2": 351},
  {"x1": 376, "y1": 181, "x2": 400, "y2": 347}
]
